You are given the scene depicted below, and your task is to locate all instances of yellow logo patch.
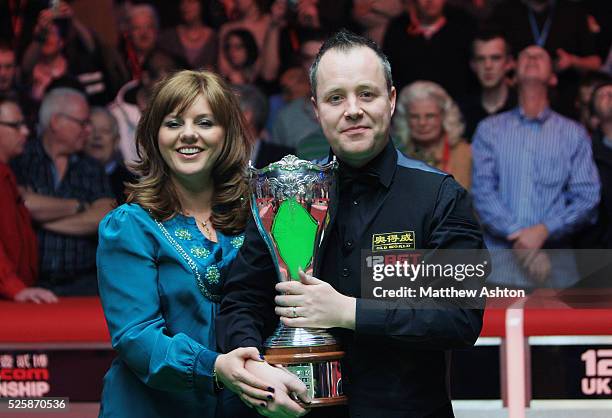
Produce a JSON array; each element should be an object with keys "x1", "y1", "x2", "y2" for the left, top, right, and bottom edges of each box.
[{"x1": 372, "y1": 231, "x2": 416, "y2": 251}]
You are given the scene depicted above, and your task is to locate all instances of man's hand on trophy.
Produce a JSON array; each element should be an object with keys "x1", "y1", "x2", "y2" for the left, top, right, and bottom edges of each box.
[
  {"x1": 244, "y1": 359, "x2": 311, "y2": 417},
  {"x1": 275, "y1": 269, "x2": 356, "y2": 330}
]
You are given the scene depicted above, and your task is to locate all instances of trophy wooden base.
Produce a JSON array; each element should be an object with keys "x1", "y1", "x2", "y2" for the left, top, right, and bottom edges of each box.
[{"x1": 265, "y1": 344, "x2": 348, "y2": 407}]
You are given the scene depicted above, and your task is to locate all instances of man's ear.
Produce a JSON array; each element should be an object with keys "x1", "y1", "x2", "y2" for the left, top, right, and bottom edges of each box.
[
  {"x1": 590, "y1": 114, "x2": 600, "y2": 130},
  {"x1": 48, "y1": 114, "x2": 60, "y2": 132},
  {"x1": 505, "y1": 56, "x2": 516, "y2": 73},
  {"x1": 469, "y1": 59, "x2": 477, "y2": 74},
  {"x1": 548, "y1": 73, "x2": 558, "y2": 88},
  {"x1": 311, "y1": 96, "x2": 319, "y2": 121},
  {"x1": 389, "y1": 86, "x2": 397, "y2": 117}
]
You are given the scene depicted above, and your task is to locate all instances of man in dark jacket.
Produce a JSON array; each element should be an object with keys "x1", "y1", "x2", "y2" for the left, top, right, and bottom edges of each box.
[
  {"x1": 217, "y1": 30, "x2": 485, "y2": 418},
  {"x1": 589, "y1": 80, "x2": 612, "y2": 248}
]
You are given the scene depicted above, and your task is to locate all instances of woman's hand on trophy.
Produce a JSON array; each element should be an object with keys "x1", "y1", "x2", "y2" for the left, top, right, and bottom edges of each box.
[
  {"x1": 214, "y1": 348, "x2": 276, "y2": 409},
  {"x1": 275, "y1": 270, "x2": 356, "y2": 330},
  {"x1": 245, "y1": 359, "x2": 311, "y2": 417}
]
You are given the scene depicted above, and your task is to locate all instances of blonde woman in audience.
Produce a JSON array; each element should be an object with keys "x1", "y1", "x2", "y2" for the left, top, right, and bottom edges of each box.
[{"x1": 395, "y1": 80, "x2": 472, "y2": 189}]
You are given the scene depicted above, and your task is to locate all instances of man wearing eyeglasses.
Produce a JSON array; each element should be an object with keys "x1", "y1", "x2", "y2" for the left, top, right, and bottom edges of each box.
[
  {"x1": 10, "y1": 87, "x2": 115, "y2": 296},
  {"x1": 0, "y1": 96, "x2": 58, "y2": 303}
]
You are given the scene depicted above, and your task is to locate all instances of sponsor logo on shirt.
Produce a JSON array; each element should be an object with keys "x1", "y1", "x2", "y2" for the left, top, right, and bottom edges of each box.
[{"x1": 372, "y1": 231, "x2": 415, "y2": 251}]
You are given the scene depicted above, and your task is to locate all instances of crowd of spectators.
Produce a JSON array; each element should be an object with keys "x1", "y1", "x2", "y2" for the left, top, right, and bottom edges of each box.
[{"x1": 0, "y1": 0, "x2": 611, "y2": 300}]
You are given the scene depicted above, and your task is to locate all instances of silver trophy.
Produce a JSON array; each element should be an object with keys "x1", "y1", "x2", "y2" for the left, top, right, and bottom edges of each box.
[{"x1": 249, "y1": 155, "x2": 347, "y2": 407}]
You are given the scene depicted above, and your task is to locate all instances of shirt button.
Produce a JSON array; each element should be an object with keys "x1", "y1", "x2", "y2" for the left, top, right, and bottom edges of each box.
[
  {"x1": 342, "y1": 268, "x2": 349, "y2": 277},
  {"x1": 353, "y1": 200, "x2": 358, "y2": 205},
  {"x1": 346, "y1": 240, "x2": 353, "y2": 248}
]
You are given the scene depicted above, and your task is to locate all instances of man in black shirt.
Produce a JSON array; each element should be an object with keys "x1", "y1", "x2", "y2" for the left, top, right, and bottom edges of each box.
[
  {"x1": 490, "y1": 0, "x2": 601, "y2": 117},
  {"x1": 382, "y1": 0, "x2": 475, "y2": 99},
  {"x1": 217, "y1": 30, "x2": 485, "y2": 418},
  {"x1": 461, "y1": 31, "x2": 516, "y2": 141}
]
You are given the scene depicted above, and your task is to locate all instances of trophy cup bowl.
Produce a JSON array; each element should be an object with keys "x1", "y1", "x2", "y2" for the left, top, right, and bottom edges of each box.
[{"x1": 249, "y1": 155, "x2": 347, "y2": 407}]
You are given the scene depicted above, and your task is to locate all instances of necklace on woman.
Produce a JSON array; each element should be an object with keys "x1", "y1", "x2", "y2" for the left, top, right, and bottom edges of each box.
[
  {"x1": 184, "y1": 210, "x2": 213, "y2": 239},
  {"x1": 199, "y1": 218, "x2": 212, "y2": 239}
]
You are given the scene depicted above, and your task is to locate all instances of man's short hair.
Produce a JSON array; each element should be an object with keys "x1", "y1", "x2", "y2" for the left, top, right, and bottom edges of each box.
[
  {"x1": 471, "y1": 29, "x2": 511, "y2": 58},
  {"x1": 309, "y1": 29, "x2": 393, "y2": 100},
  {"x1": 39, "y1": 87, "x2": 87, "y2": 130},
  {"x1": 233, "y1": 84, "x2": 269, "y2": 134},
  {"x1": 127, "y1": 4, "x2": 159, "y2": 29},
  {"x1": 91, "y1": 106, "x2": 120, "y2": 139},
  {"x1": 590, "y1": 79, "x2": 612, "y2": 116}
]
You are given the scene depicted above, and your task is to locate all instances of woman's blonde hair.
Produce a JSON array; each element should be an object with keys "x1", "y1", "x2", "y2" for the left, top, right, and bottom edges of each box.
[
  {"x1": 393, "y1": 80, "x2": 465, "y2": 149},
  {"x1": 126, "y1": 70, "x2": 253, "y2": 234}
]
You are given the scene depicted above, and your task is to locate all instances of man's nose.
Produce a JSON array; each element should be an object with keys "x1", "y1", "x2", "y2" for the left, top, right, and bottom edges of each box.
[{"x1": 344, "y1": 96, "x2": 363, "y2": 120}]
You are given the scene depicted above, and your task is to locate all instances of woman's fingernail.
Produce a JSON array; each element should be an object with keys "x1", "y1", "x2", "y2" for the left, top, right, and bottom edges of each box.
[
  {"x1": 260, "y1": 402, "x2": 267, "y2": 408},
  {"x1": 267, "y1": 394, "x2": 274, "y2": 400},
  {"x1": 259, "y1": 354, "x2": 265, "y2": 360},
  {"x1": 267, "y1": 386, "x2": 275, "y2": 393}
]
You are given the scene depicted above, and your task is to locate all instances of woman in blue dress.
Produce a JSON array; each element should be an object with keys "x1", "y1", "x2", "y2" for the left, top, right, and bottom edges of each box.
[{"x1": 96, "y1": 70, "x2": 304, "y2": 418}]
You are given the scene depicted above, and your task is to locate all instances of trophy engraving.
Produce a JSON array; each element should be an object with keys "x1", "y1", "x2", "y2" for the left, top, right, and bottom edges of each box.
[{"x1": 249, "y1": 155, "x2": 347, "y2": 407}]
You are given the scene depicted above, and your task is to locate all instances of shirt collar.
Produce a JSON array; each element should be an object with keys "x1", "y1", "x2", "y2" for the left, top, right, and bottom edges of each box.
[
  {"x1": 516, "y1": 106, "x2": 552, "y2": 123},
  {"x1": 105, "y1": 159, "x2": 118, "y2": 175},
  {"x1": 33, "y1": 138, "x2": 80, "y2": 164},
  {"x1": 334, "y1": 138, "x2": 396, "y2": 189}
]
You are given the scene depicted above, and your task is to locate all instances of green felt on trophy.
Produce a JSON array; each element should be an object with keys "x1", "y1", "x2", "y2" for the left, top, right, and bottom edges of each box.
[{"x1": 271, "y1": 197, "x2": 317, "y2": 280}]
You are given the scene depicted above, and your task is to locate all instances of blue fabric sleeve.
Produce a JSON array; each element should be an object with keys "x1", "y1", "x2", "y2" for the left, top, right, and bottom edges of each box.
[
  {"x1": 97, "y1": 205, "x2": 219, "y2": 395},
  {"x1": 471, "y1": 122, "x2": 522, "y2": 238},
  {"x1": 543, "y1": 128, "x2": 600, "y2": 239}
]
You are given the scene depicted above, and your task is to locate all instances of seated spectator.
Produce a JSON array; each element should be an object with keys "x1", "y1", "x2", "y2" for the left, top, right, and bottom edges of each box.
[
  {"x1": 263, "y1": 30, "x2": 325, "y2": 131},
  {"x1": 0, "y1": 96, "x2": 57, "y2": 303},
  {"x1": 260, "y1": 1, "x2": 351, "y2": 85},
  {"x1": 218, "y1": 0, "x2": 270, "y2": 79},
  {"x1": 588, "y1": 80, "x2": 612, "y2": 248},
  {"x1": 490, "y1": 0, "x2": 602, "y2": 118},
  {"x1": 265, "y1": 65, "x2": 310, "y2": 133},
  {"x1": 383, "y1": 0, "x2": 475, "y2": 98},
  {"x1": 352, "y1": 0, "x2": 403, "y2": 45},
  {"x1": 0, "y1": 42, "x2": 18, "y2": 96},
  {"x1": 84, "y1": 107, "x2": 136, "y2": 204},
  {"x1": 270, "y1": 37, "x2": 325, "y2": 149},
  {"x1": 472, "y1": 46, "x2": 600, "y2": 289},
  {"x1": 234, "y1": 84, "x2": 294, "y2": 168},
  {"x1": 395, "y1": 81, "x2": 472, "y2": 189},
  {"x1": 0, "y1": 41, "x2": 36, "y2": 128},
  {"x1": 158, "y1": 0, "x2": 218, "y2": 70},
  {"x1": 24, "y1": 23, "x2": 68, "y2": 102},
  {"x1": 21, "y1": 1, "x2": 127, "y2": 106},
  {"x1": 0, "y1": 0, "x2": 46, "y2": 60},
  {"x1": 109, "y1": 49, "x2": 179, "y2": 168},
  {"x1": 575, "y1": 71, "x2": 611, "y2": 133},
  {"x1": 120, "y1": 4, "x2": 159, "y2": 80},
  {"x1": 461, "y1": 31, "x2": 516, "y2": 140},
  {"x1": 220, "y1": 29, "x2": 259, "y2": 85},
  {"x1": 10, "y1": 88, "x2": 114, "y2": 296}
]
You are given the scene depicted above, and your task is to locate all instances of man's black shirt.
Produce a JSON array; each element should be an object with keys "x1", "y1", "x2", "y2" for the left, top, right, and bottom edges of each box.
[{"x1": 217, "y1": 140, "x2": 485, "y2": 417}]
